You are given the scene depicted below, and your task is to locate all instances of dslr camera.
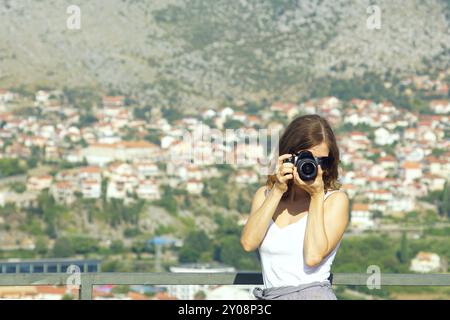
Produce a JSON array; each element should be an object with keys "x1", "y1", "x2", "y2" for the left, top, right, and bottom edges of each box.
[{"x1": 283, "y1": 150, "x2": 333, "y2": 181}]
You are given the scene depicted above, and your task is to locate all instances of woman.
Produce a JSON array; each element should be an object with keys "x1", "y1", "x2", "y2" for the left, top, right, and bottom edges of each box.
[{"x1": 240, "y1": 114, "x2": 349, "y2": 300}]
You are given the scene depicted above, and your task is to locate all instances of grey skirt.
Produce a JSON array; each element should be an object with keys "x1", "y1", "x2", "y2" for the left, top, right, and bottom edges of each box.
[{"x1": 253, "y1": 281, "x2": 337, "y2": 300}]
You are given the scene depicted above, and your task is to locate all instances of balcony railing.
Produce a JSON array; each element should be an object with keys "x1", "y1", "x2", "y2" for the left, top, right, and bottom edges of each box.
[{"x1": 1, "y1": 272, "x2": 450, "y2": 300}]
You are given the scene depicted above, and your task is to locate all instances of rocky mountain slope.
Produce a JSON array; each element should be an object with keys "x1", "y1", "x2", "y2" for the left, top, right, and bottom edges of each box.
[{"x1": 0, "y1": 0, "x2": 449, "y2": 108}]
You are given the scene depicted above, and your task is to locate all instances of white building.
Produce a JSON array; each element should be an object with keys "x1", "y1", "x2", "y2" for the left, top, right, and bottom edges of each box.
[
  {"x1": 35, "y1": 90, "x2": 51, "y2": 105},
  {"x1": 385, "y1": 197, "x2": 415, "y2": 214},
  {"x1": 350, "y1": 203, "x2": 375, "y2": 230},
  {"x1": 235, "y1": 170, "x2": 259, "y2": 184},
  {"x1": 134, "y1": 161, "x2": 160, "y2": 178},
  {"x1": 165, "y1": 263, "x2": 235, "y2": 300},
  {"x1": 50, "y1": 181, "x2": 76, "y2": 205},
  {"x1": 80, "y1": 179, "x2": 101, "y2": 199},
  {"x1": 83, "y1": 141, "x2": 162, "y2": 166},
  {"x1": 374, "y1": 127, "x2": 399, "y2": 146},
  {"x1": 0, "y1": 89, "x2": 14, "y2": 103},
  {"x1": 410, "y1": 252, "x2": 444, "y2": 273},
  {"x1": 136, "y1": 180, "x2": 160, "y2": 200},
  {"x1": 219, "y1": 107, "x2": 234, "y2": 121},
  {"x1": 401, "y1": 161, "x2": 422, "y2": 182},
  {"x1": 107, "y1": 180, "x2": 127, "y2": 200},
  {"x1": 27, "y1": 175, "x2": 53, "y2": 191},
  {"x1": 0, "y1": 191, "x2": 39, "y2": 208},
  {"x1": 186, "y1": 179, "x2": 204, "y2": 195},
  {"x1": 429, "y1": 100, "x2": 450, "y2": 114}
]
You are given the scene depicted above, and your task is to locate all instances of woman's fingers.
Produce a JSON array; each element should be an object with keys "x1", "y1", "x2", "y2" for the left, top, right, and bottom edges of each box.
[
  {"x1": 280, "y1": 166, "x2": 293, "y2": 175},
  {"x1": 278, "y1": 154, "x2": 293, "y2": 166},
  {"x1": 274, "y1": 154, "x2": 295, "y2": 191},
  {"x1": 281, "y1": 174, "x2": 293, "y2": 182},
  {"x1": 317, "y1": 164, "x2": 323, "y2": 177}
]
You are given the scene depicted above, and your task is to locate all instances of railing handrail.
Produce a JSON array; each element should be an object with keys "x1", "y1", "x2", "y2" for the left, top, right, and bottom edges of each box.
[{"x1": 0, "y1": 272, "x2": 449, "y2": 300}]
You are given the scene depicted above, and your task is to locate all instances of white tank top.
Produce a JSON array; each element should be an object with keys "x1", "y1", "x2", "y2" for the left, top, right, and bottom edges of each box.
[{"x1": 258, "y1": 189, "x2": 344, "y2": 289}]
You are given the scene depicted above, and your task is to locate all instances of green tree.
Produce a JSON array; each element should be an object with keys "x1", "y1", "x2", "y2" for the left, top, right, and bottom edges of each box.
[
  {"x1": 178, "y1": 246, "x2": 199, "y2": 263},
  {"x1": 52, "y1": 237, "x2": 75, "y2": 258},
  {"x1": 397, "y1": 232, "x2": 410, "y2": 264},
  {"x1": 179, "y1": 230, "x2": 212, "y2": 263},
  {"x1": 153, "y1": 185, "x2": 178, "y2": 216},
  {"x1": 442, "y1": 181, "x2": 450, "y2": 218},
  {"x1": 223, "y1": 119, "x2": 244, "y2": 130},
  {"x1": 110, "y1": 240, "x2": 125, "y2": 254},
  {"x1": 69, "y1": 236, "x2": 99, "y2": 254},
  {"x1": 0, "y1": 158, "x2": 26, "y2": 178},
  {"x1": 34, "y1": 237, "x2": 48, "y2": 256},
  {"x1": 194, "y1": 290, "x2": 206, "y2": 300},
  {"x1": 8, "y1": 182, "x2": 26, "y2": 193},
  {"x1": 36, "y1": 191, "x2": 64, "y2": 239}
]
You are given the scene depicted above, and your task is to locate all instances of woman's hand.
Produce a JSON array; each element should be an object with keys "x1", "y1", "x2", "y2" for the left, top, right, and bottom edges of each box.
[
  {"x1": 293, "y1": 164, "x2": 325, "y2": 197},
  {"x1": 274, "y1": 154, "x2": 295, "y2": 193}
]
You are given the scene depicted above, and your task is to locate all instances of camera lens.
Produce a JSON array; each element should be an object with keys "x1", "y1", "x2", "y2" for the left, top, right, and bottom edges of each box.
[
  {"x1": 295, "y1": 151, "x2": 318, "y2": 181},
  {"x1": 302, "y1": 162, "x2": 315, "y2": 175}
]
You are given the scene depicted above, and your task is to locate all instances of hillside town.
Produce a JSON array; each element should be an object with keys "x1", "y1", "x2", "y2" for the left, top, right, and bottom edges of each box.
[
  {"x1": 0, "y1": 74, "x2": 448, "y2": 230},
  {"x1": 0, "y1": 70, "x2": 449, "y2": 302}
]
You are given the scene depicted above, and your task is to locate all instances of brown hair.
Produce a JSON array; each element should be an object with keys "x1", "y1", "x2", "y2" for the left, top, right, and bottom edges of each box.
[{"x1": 267, "y1": 114, "x2": 341, "y2": 199}]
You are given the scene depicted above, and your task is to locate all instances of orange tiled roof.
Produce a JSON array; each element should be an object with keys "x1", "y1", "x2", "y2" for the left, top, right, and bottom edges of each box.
[
  {"x1": 402, "y1": 161, "x2": 421, "y2": 169},
  {"x1": 352, "y1": 203, "x2": 369, "y2": 211}
]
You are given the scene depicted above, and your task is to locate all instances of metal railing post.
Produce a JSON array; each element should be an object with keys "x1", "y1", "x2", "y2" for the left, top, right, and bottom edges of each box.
[{"x1": 79, "y1": 277, "x2": 93, "y2": 300}]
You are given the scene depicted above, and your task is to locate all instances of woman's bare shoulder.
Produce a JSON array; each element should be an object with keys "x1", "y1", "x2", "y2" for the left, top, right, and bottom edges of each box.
[{"x1": 324, "y1": 189, "x2": 349, "y2": 207}]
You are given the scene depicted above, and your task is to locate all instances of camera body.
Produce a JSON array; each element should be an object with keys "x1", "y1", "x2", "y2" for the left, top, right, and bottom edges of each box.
[{"x1": 283, "y1": 150, "x2": 332, "y2": 182}]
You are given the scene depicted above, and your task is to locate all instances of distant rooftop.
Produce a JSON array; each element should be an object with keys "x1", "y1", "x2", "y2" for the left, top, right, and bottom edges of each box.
[
  {"x1": 0, "y1": 258, "x2": 101, "y2": 264},
  {"x1": 169, "y1": 262, "x2": 235, "y2": 273}
]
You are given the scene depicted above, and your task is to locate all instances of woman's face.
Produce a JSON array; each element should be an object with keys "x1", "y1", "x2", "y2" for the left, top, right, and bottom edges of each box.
[
  {"x1": 292, "y1": 141, "x2": 329, "y2": 185},
  {"x1": 295, "y1": 141, "x2": 330, "y2": 158}
]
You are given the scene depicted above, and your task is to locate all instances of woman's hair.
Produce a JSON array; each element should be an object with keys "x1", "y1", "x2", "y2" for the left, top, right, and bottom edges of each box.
[{"x1": 267, "y1": 114, "x2": 341, "y2": 199}]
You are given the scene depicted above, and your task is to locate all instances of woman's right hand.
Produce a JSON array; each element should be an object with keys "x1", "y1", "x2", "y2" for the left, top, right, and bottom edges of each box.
[{"x1": 274, "y1": 154, "x2": 295, "y2": 193}]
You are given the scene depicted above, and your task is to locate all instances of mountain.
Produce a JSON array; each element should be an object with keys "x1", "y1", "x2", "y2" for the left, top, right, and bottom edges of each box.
[{"x1": 1, "y1": 0, "x2": 449, "y2": 108}]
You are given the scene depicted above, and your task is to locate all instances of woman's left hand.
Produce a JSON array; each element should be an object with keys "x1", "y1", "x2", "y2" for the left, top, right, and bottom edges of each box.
[{"x1": 293, "y1": 165, "x2": 325, "y2": 197}]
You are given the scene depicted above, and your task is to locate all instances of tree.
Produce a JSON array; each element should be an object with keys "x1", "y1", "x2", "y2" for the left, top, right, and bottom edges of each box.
[
  {"x1": 178, "y1": 246, "x2": 199, "y2": 263},
  {"x1": 194, "y1": 290, "x2": 206, "y2": 300},
  {"x1": 153, "y1": 185, "x2": 178, "y2": 216},
  {"x1": 110, "y1": 240, "x2": 125, "y2": 254},
  {"x1": 52, "y1": 237, "x2": 75, "y2": 257},
  {"x1": 179, "y1": 230, "x2": 212, "y2": 263},
  {"x1": 69, "y1": 236, "x2": 99, "y2": 254},
  {"x1": 34, "y1": 237, "x2": 48, "y2": 256},
  {"x1": 36, "y1": 191, "x2": 64, "y2": 239},
  {"x1": 133, "y1": 105, "x2": 152, "y2": 120},
  {"x1": 0, "y1": 158, "x2": 26, "y2": 178},
  {"x1": 78, "y1": 113, "x2": 98, "y2": 126},
  {"x1": 131, "y1": 240, "x2": 147, "y2": 259},
  {"x1": 223, "y1": 119, "x2": 244, "y2": 130},
  {"x1": 441, "y1": 181, "x2": 450, "y2": 218},
  {"x1": 397, "y1": 232, "x2": 410, "y2": 264},
  {"x1": 8, "y1": 182, "x2": 26, "y2": 193}
]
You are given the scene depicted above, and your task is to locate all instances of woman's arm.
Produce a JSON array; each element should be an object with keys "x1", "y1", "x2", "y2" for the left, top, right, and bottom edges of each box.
[
  {"x1": 292, "y1": 165, "x2": 349, "y2": 267},
  {"x1": 240, "y1": 185, "x2": 284, "y2": 252},
  {"x1": 303, "y1": 191, "x2": 349, "y2": 267},
  {"x1": 240, "y1": 154, "x2": 294, "y2": 252}
]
